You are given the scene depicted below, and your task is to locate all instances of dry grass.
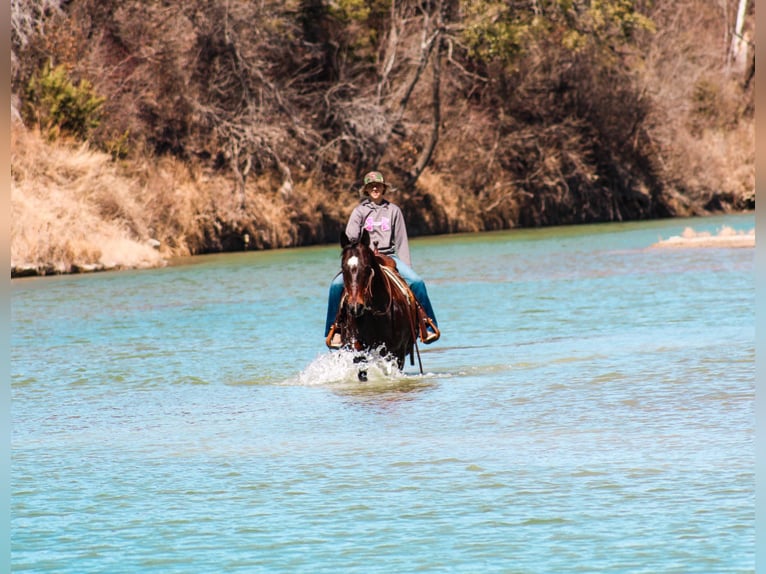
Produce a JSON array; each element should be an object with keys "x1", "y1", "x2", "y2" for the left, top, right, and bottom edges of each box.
[
  {"x1": 10, "y1": 125, "x2": 346, "y2": 275},
  {"x1": 12, "y1": 127, "x2": 164, "y2": 275},
  {"x1": 676, "y1": 120, "x2": 753, "y2": 196},
  {"x1": 407, "y1": 170, "x2": 484, "y2": 234},
  {"x1": 637, "y1": 1, "x2": 754, "y2": 210}
]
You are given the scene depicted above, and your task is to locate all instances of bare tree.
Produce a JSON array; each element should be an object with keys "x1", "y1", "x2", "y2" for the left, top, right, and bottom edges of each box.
[
  {"x1": 728, "y1": 0, "x2": 749, "y2": 74},
  {"x1": 405, "y1": 0, "x2": 449, "y2": 188},
  {"x1": 11, "y1": 0, "x2": 63, "y2": 120}
]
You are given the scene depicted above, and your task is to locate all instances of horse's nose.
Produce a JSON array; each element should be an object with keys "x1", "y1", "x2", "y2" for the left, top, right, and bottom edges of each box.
[{"x1": 348, "y1": 301, "x2": 364, "y2": 316}]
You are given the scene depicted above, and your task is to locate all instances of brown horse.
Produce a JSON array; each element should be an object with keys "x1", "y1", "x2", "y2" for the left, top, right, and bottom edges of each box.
[{"x1": 332, "y1": 230, "x2": 421, "y2": 376}]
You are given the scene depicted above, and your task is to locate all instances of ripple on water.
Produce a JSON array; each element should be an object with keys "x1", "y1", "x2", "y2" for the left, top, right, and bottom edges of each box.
[{"x1": 11, "y1": 214, "x2": 755, "y2": 573}]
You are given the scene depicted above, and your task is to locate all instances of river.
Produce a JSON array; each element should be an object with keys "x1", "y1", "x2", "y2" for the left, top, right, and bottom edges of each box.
[{"x1": 11, "y1": 214, "x2": 754, "y2": 572}]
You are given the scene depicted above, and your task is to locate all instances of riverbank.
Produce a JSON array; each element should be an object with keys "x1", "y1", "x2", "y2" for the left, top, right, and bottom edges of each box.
[{"x1": 11, "y1": 126, "x2": 754, "y2": 279}]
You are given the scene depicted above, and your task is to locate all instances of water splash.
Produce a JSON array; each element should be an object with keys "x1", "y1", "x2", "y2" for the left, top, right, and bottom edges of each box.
[{"x1": 295, "y1": 348, "x2": 405, "y2": 387}]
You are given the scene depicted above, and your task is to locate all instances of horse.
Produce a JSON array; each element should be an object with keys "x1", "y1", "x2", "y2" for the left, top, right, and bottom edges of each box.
[{"x1": 332, "y1": 230, "x2": 421, "y2": 379}]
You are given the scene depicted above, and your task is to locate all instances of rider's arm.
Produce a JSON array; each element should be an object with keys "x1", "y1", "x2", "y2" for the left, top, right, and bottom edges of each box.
[
  {"x1": 392, "y1": 206, "x2": 411, "y2": 266},
  {"x1": 345, "y1": 205, "x2": 365, "y2": 242}
]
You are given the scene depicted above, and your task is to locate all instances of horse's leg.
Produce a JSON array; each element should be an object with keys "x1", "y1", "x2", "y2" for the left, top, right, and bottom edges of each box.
[{"x1": 353, "y1": 353, "x2": 368, "y2": 381}]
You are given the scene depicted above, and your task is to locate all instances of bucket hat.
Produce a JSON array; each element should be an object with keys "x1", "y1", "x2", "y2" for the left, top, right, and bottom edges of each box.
[{"x1": 362, "y1": 171, "x2": 388, "y2": 192}]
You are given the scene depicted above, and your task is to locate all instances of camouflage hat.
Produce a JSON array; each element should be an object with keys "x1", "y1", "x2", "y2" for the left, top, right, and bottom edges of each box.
[{"x1": 363, "y1": 171, "x2": 387, "y2": 188}]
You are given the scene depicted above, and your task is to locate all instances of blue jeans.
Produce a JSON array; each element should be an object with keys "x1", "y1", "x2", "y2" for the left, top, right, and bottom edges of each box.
[{"x1": 324, "y1": 256, "x2": 438, "y2": 336}]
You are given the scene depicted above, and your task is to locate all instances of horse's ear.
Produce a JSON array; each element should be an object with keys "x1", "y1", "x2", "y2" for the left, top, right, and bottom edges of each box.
[
  {"x1": 360, "y1": 229, "x2": 371, "y2": 247},
  {"x1": 340, "y1": 231, "x2": 350, "y2": 248}
]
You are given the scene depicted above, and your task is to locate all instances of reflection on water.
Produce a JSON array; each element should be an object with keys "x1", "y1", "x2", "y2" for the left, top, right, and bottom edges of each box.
[{"x1": 12, "y1": 214, "x2": 754, "y2": 573}]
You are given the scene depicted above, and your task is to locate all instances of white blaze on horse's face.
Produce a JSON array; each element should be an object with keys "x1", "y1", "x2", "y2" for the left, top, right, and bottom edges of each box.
[{"x1": 343, "y1": 253, "x2": 367, "y2": 314}]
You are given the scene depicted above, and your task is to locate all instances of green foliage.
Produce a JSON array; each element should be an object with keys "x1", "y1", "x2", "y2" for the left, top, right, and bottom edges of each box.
[
  {"x1": 689, "y1": 77, "x2": 739, "y2": 133},
  {"x1": 104, "y1": 130, "x2": 132, "y2": 161},
  {"x1": 691, "y1": 78, "x2": 721, "y2": 119},
  {"x1": 326, "y1": 0, "x2": 390, "y2": 58},
  {"x1": 459, "y1": 0, "x2": 655, "y2": 69},
  {"x1": 328, "y1": 0, "x2": 371, "y2": 22},
  {"x1": 24, "y1": 62, "x2": 105, "y2": 141},
  {"x1": 569, "y1": 0, "x2": 656, "y2": 53},
  {"x1": 460, "y1": 1, "x2": 533, "y2": 67}
]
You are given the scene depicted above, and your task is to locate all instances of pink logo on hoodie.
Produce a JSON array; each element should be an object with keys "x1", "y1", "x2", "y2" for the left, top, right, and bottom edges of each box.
[{"x1": 364, "y1": 216, "x2": 391, "y2": 232}]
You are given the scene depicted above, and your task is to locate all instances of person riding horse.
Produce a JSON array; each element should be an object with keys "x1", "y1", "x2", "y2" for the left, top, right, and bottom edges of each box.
[{"x1": 325, "y1": 171, "x2": 439, "y2": 348}]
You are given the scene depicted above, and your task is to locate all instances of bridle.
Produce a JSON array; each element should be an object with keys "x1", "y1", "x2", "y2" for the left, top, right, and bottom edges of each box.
[{"x1": 342, "y1": 245, "x2": 391, "y2": 317}]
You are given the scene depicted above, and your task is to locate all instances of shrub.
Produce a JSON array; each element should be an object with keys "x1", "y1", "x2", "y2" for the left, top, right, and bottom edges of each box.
[{"x1": 23, "y1": 62, "x2": 105, "y2": 141}]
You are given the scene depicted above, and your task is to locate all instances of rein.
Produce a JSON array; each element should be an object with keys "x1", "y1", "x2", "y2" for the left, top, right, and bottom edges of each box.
[{"x1": 366, "y1": 265, "x2": 395, "y2": 317}]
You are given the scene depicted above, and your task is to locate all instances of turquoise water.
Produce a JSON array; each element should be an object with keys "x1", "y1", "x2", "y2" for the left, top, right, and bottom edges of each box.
[{"x1": 12, "y1": 215, "x2": 754, "y2": 572}]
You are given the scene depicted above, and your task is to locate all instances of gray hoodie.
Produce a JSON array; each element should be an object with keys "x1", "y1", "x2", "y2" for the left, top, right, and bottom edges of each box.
[{"x1": 345, "y1": 198, "x2": 411, "y2": 266}]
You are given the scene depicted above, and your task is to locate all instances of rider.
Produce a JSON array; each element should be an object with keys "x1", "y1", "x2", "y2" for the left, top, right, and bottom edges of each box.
[{"x1": 325, "y1": 170, "x2": 439, "y2": 347}]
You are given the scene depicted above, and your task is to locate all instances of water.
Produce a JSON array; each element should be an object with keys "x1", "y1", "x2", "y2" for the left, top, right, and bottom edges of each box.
[{"x1": 12, "y1": 214, "x2": 754, "y2": 573}]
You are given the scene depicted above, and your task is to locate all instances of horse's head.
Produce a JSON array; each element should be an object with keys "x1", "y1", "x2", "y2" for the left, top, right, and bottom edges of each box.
[{"x1": 340, "y1": 230, "x2": 377, "y2": 317}]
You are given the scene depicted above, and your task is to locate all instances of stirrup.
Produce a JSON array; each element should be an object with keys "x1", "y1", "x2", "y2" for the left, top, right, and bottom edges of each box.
[
  {"x1": 420, "y1": 316, "x2": 440, "y2": 344},
  {"x1": 422, "y1": 328, "x2": 439, "y2": 344}
]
